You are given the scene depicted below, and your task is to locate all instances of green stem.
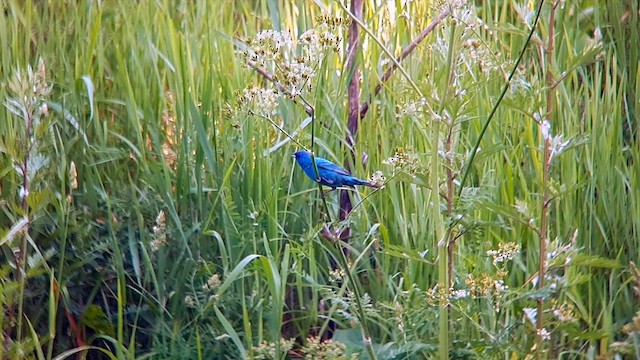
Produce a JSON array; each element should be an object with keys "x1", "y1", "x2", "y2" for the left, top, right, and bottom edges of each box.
[
  {"x1": 332, "y1": 238, "x2": 378, "y2": 360},
  {"x1": 436, "y1": 15, "x2": 458, "y2": 360}
]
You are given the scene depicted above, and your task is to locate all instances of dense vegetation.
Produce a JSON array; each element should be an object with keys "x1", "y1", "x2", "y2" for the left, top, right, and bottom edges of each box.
[{"x1": 1, "y1": 0, "x2": 639, "y2": 359}]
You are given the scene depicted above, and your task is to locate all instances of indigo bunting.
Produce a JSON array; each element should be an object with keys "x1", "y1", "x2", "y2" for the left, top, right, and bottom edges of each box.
[{"x1": 293, "y1": 150, "x2": 378, "y2": 189}]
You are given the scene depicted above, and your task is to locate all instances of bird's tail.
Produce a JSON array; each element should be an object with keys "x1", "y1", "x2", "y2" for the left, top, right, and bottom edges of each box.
[{"x1": 347, "y1": 176, "x2": 381, "y2": 188}]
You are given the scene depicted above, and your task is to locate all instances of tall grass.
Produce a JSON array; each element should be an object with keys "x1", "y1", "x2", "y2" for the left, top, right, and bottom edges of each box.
[{"x1": 0, "y1": 0, "x2": 638, "y2": 359}]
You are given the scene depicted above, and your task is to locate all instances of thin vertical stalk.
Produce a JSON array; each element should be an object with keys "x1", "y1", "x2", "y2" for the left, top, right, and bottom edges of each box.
[
  {"x1": 441, "y1": 17, "x2": 457, "y2": 291},
  {"x1": 433, "y1": 123, "x2": 448, "y2": 360},
  {"x1": 345, "y1": 0, "x2": 363, "y2": 150},
  {"x1": 338, "y1": 0, "x2": 364, "y2": 238},
  {"x1": 434, "y1": 15, "x2": 457, "y2": 360},
  {"x1": 15, "y1": 112, "x2": 32, "y2": 341},
  {"x1": 445, "y1": 128, "x2": 455, "y2": 289},
  {"x1": 337, "y1": 1, "x2": 377, "y2": 358},
  {"x1": 15, "y1": 71, "x2": 35, "y2": 342},
  {"x1": 333, "y1": 239, "x2": 378, "y2": 360},
  {"x1": 537, "y1": 0, "x2": 558, "y2": 351}
]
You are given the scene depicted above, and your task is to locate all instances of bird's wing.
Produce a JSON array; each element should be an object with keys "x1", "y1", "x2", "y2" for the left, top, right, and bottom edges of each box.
[{"x1": 315, "y1": 158, "x2": 351, "y2": 176}]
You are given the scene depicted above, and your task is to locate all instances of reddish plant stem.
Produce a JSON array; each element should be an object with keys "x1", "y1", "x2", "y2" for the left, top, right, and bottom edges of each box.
[
  {"x1": 17, "y1": 107, "x2": 33, "y2": 280},
  {"x1": 537, "y1": 0, "x2": 558, "y2": 345},
  {"x1": 345, "y1": 0, "x2": 363, "y2": 149},
  {"x1": 445, "y1": 127, "x2": 455, "y2": 288},
  {"x1": 338, "y1": 0, "x2": 364, "y2": 242}
]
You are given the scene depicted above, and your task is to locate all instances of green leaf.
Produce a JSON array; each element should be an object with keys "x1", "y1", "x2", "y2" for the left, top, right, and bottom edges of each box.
[
  {"x1": 80, "y1": 304, "x2": 115, "y2": 337},
  {"x1": 568, "y1": 254, "x2": 620, "y2": 269}
]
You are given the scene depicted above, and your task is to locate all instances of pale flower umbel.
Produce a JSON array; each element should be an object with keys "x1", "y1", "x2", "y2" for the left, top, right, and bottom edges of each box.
[
  {"x1": 150, "y1": 210, "x2": 168, "y2": 252},
  {"x1": 237, "y1": 86, "x2": 279, "y2": 117},
  {"x1": 487, "y1": 242, "x2": 521, "y2": 265},
  {"x1": 369, "y1": 171, "x2": 386, "y2": 188},
  {"x1": 240, "y1": 16, "x2": 344, "y2": 102}
]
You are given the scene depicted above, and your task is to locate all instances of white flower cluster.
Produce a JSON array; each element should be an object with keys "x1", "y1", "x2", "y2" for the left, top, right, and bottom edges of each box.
[
  {"x1": 465, "y1": 271, "x2": 509, "y2": 299},
  {"x1": 382, "y1": 148, "x2": 419, "y2": 173},
  {"x1": 150, "y1": 210, "x2": 168, "y2": 252},
  {"x1": 450, "y1": 288, "x2": 469, "y2": 299},
  {"x1": 299, "y1": 27, "x2": 341, "y2": 62},
  {"x1": 241, "y1": 29, "x2": 314, "y2": 99},
  {"x1": 459, "y1": 36, "x2": 500, "y2": 76},
  {"x1": 328, "y1": 267, "x2": 345, "y2": 282},
  {"x1": 240, "y1": 15, "x2": 345, "y2": 103},
  {"x1": 202, "y1": 273, "x2": 221, "y2": 291},
  {"x1": 537, "y1": 327, "x2": 551, "y2": 341},
  {"x1": 486, "y1": 241, "x2": 521, "y2": 265},
  {"x1": 184, "y1": 295, "x2": 196, "y2": 307},
  {"x1": 552, "y1": 301, "x2": 576, "y2": 322},
  {"x1": 396, "y1": 98, "x2": 428, "y2": 119},
  {"x1": 237, "y1": 86, "x2": 279, "y2": 117},
  {"x1": 279, "y1": 61, "x2": 315, "y2": 98},
  {"x1": 369, "y1": 171, "x2": 386, "y2": 188},
  {"x1": 245, "y1": 29, "x2": 294, "y2": 64},
  {"x1": 252, "y1": 338, "x2": 295, "y2": 360}
]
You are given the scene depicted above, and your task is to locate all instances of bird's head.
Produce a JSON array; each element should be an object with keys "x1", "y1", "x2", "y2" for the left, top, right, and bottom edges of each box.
[{"x1": 292, "y1": 150, "x2": 311, "y2": 161}]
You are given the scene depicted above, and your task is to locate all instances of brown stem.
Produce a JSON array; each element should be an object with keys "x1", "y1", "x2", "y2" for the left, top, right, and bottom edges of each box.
[
  {"x1": 345, "y1": 0, "x2": 363, "y2": 150},
  {"x1": 17, "y1": 107, "x2": 33, "y2": 277},
  {"x1": 339, "y1": 0, "x2": 364, "y2": 241},
  {"x1": 359, "y1": 8, "x2": 451, "y2": 120},
  {"x1": 64, "y1": 309, "x2": 87, "y2": 348},
  {"x1": 445, "y1": 127, "x2": 455, "y2": 288},
  {"x1": 537, "y1": 0, "x2": 558, "y2": 347}
]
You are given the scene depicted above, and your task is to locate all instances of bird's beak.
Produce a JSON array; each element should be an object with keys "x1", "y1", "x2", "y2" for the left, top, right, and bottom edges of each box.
[{"x1": 291, "y1": 154, "x2": 295, "y2": 158}]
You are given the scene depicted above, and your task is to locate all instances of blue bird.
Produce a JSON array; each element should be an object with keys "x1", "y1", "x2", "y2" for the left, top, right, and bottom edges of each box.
[{"x1": 292, "y1": 150, "x2": 378, "y2": 189}]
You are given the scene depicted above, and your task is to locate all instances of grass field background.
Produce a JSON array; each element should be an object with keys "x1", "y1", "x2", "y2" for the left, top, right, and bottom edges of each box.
[{"x1": 0, "y1": 0, "x2": 639, "y2": 359}]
